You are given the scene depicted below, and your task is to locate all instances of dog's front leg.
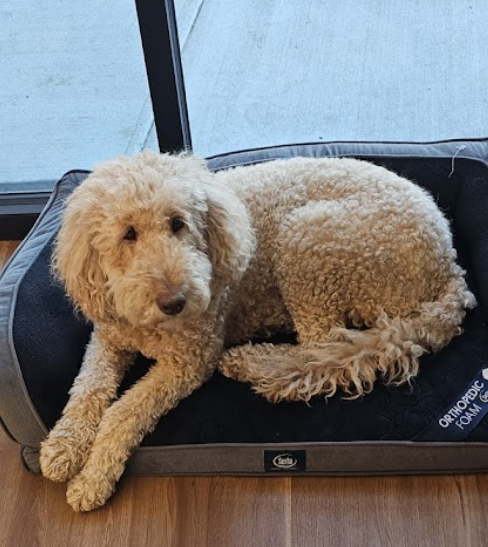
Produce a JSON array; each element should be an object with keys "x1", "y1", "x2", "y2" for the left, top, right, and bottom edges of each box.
[
  {"x1": 40, "y1": 330, "x2": 134, "y2": 482},
  {"x1": 65, "y1": 356, "x2": 209, "y2": 512}
]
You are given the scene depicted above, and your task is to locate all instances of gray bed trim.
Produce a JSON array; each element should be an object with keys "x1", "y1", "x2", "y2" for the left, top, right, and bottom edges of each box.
[
  {"x1": 207, "y1": 139, "x2": 488, "y2": 171},
  {"x1": 21, "y1": 441, "x2": 488, "y2": 476},
  {"x1": 0, "y1": 171, "x2": 89, "y2": 447}
]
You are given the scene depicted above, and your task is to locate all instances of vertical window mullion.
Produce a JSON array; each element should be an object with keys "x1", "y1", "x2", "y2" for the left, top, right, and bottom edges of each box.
[{"x1": 135, "y1": 0, "x2": 192, "y2": 153}]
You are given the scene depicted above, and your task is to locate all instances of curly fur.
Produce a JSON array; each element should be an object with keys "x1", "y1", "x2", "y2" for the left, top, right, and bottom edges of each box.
[{"x1": 40, "y1": 151, "x2": 476, "y2": 511}]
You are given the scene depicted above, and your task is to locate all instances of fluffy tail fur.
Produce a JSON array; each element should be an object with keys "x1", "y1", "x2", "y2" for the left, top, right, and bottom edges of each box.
[{"x1": 219, "y1": 279, "x2": 476, "y2": 402}]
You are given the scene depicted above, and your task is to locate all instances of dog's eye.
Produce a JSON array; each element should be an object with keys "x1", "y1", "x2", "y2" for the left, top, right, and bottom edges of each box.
[
  {"x1": 170, "y1": 216, "x2": 185, "y2": 234},
  {"x1": 123, "y1": 226, "x2": 137, "y2": 241}
]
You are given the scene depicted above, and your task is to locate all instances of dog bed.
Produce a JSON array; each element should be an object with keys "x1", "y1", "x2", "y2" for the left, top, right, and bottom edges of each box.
[{"x1": 1, "y1": 139, "x2": 488, "y2": 476}]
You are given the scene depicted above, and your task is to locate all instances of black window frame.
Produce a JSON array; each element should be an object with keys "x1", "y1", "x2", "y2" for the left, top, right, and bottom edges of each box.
[{"x1": 1, "y1": 0, "x2": 189, "y2": 241}]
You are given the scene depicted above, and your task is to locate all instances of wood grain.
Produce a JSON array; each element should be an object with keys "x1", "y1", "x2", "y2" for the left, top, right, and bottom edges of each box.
[
  {"x1": 1, "y1": 240, "x2": 488, "y2": 546},
  {"x1": 290, "y1": 475, "x2": 488, "y2": 547},
  {"x1": 0, "y1": 240, "x2": 21, "y2": 268}
]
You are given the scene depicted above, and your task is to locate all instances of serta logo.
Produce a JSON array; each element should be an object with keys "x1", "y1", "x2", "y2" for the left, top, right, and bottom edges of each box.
[
  {"x1": 264, "y1": 450, "x2": 306, "y2": 472},
  {"x1": 272, "y1": 454, "x2": 297, "y2": 469}
]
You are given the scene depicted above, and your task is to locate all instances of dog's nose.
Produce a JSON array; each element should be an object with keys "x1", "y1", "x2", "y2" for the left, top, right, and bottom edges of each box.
[{"x1": 156, "y1": 291, "x2": 186, "y2": 316}]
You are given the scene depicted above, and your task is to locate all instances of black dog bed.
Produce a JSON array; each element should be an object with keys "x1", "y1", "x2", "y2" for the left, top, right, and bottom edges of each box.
[{"x1": 1, "y1": 139, "x2": 488, "y2": 475}]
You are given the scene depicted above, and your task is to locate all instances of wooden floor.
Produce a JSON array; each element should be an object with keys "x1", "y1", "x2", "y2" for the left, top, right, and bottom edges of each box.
[{"x1": 1, "y1": 241, "x2": 488, "y2": 546}]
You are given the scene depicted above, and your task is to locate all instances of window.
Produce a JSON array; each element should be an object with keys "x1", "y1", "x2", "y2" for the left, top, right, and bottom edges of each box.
[
  {"x1": 2, "y1": 0, "x2": 487, "y2": 239},
  {"x1": 178, "y1": 1, "x2": 488, "y2": 157},
  {"x1": 0, "y1": 0, "x2": 154, "y2": 193}
]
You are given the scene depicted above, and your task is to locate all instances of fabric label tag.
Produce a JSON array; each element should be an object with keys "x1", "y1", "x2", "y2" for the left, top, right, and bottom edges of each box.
[
  {"x1": 414, "y1": 368, "x2": 488, "y2": 441},
  {"x1": 264, "y1": 450, "x2": 306, "y2": 472}
]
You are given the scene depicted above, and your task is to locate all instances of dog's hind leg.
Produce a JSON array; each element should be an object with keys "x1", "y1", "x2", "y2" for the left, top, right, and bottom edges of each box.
[
  {"x1": 219, "y1": 343, "x2": 300, "y2": 391},
  {"x1": 218, "y1": 336, "x2": 362, "y2": 403},
  {"x1": 219, "y1": 284, "x2": 474, "y2": 403},
  {"x1": 218, "y1": 200, "x2": 356, "y2": 402},
  {"x1": 220, "y1": 197, "x2": 474, "y2": 403},
  {"x1": 218, "y1": 296, "x2": 346, "y2": 402}
]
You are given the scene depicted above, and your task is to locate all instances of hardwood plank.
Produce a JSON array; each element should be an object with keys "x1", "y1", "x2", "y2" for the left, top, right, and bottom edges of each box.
[
  {"x1": 202, "y1": 477, "x2": 288, "y2": 547},
  {"x1": 0, "y1": 240, "x2": 21, "y2": 268},
  {"x1": 452, "y1": 475, "x2": 488, "y2": 547},
  {"x1": 111, "y1": 475, "x2": 288, "y2": 547},
  {"x1": 291, "y1": 475, "x2": 488, "y2": 547},
  {"x1": 0, "y1": 428, "x2": 41, "y2": 547}
]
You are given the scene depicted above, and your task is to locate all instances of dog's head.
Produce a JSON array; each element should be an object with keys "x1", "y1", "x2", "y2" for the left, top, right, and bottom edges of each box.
[{"x1": 53, "y1": 151, "x2": 254, "y2": 328}]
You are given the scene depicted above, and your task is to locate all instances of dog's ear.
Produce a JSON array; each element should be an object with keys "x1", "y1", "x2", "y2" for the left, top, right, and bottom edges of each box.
[
  {"x1": 205, "y1": 181, "x2": 255, "y2": 285},
  {"x1": 52, "y1": 188, "x2": 112, "y2": 323}
]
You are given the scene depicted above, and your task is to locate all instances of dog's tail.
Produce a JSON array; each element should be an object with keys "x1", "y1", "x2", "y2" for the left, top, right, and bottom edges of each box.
[{"x1": 219, "y1": 278, "x2": 476, "y2": 402}]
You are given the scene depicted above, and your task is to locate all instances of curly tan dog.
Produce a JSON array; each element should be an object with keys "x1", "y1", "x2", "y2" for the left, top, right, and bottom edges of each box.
[{"x1": 40, "y1": 152, "x2": 475, "y2": 511}]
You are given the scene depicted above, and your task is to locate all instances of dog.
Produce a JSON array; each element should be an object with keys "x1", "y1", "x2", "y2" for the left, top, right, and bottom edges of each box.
[{"x1": 39, "y1": 151, "x2": 476, "y2": 511}]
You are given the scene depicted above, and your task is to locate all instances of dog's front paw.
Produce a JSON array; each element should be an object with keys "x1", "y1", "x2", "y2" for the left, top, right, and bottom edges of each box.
[
  {"x1": 40, "y1": 432, "x2": 90, "y2": 483},
  {"x1": 40, "y1": 420, "x2": 98, "y2": 482},
  {"x1": 66, "y1": 469, "x2": 116, "y2": 512}
]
